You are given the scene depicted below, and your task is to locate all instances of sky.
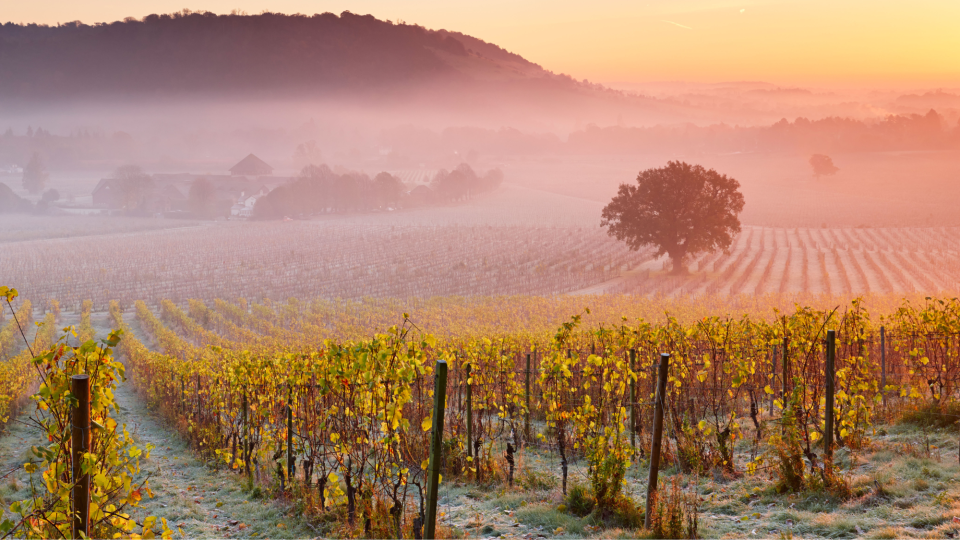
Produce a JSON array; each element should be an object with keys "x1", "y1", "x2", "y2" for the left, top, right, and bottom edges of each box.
[{"x1": 6, "y1": 0, "x2": 960, "y2": 89}]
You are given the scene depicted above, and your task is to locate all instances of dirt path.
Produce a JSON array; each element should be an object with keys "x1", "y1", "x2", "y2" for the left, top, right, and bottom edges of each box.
[
  {"x1": 107, "y1": 310, "x2": 318, "y2": 539},
  {"x1": 2, "y1": 310, "x2": 318, "y2": 539},
  {"x1": 115, "y1": 375, "x2": 317, "y2": 539}
]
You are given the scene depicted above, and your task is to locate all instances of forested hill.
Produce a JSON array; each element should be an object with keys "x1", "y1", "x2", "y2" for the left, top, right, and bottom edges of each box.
[{"x1": 0, "y1": 10, "x2": 562, "y2": 99}]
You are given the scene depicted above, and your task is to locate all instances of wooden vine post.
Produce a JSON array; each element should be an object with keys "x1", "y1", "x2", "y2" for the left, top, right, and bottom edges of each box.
[
  {"x1": 287, "y1": 385, "x2": 294, "y2": 483},
  {"x1": 880, "y1": 326, "x2": 886, "y2": 405},
  {"x1": 629, "y1": 349, "x2": 637, "y2": 450},
  {"x1": 644, "y1": 353, "x2": 670, "y2": 530},
  {"x1": 465, "y1": 360, "x2": 472, "y2": 462},
  {"x1": 770, "y1": 345, "x2": 777, "y2": 414},
  {"x1": 425, "y1": 360, "x2": 448, "y2": 540},
  {"x1": 824, "y1": 330, "x2": 836, "y2": 461},
  {"x1": 524, "y1": 353, "x2": 531, "y2": 444},
  {"x1": 781, "y1": 337, "x2": 789, "y2": 405},
  {"x1": 71, "y1": 375, "x2": 91, "y2": 540},
  {"x1": 242, "y1": 389, "x2": 251, "y2": 480}
]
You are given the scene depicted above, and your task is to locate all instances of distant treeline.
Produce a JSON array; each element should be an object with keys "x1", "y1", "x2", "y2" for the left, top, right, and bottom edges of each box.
[
  {"x1": 383, "y1": 109, "x2": 960, "y2": 157},
  {"x1": 1, "y1": 110, "x2": 957, "y2": 175},
  {"x1": 567, "y1": 109, "x2": 960, "y2": 154},
  {"x1": 0, "y1": 11, "x2": 537, "y2": 99},
  {"x1": 252, "y1": 163, "x2": 503, "y2": 219}
]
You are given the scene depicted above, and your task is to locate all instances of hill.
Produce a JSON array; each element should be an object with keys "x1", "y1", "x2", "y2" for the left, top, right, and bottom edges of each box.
[{"x1": 0, "y1": 10, "x2": 567, "y2": 99}]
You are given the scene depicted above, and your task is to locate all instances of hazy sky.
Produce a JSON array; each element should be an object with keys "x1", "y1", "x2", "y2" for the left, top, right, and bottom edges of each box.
[{"x1": 8, "y1": 0, "x2": 960, "y2": 88}]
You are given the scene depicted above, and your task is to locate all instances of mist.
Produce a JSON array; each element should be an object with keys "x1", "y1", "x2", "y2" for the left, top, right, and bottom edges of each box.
[
  {"x1": 8, "y1": 7, "x2": 960, "y2": 540},
  {"x1": 2, "y1": 9, "x2": 960, "y2": 311}
]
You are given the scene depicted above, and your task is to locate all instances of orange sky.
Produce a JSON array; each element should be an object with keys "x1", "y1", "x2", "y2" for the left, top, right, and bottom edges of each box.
[{"x1": 7, "y1": 1, "x2": 960, "y2": 88}]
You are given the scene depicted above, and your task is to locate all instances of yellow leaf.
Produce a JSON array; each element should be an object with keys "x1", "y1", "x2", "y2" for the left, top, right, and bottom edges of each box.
[
  {"x1": 764, "y1": 385, "x2": 774, "y2": 395},
  {"x1": 421, "y1": 416, "x2": 432, "y2": 432}
]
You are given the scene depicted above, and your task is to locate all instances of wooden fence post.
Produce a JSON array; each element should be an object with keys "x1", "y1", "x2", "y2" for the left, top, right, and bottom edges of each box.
[
  {"x1": 524, "y1": 353, "x2": 531, "y2": 444},
  {"x1": 71, "y1": 375, "x2": 91, "y2": 540},
  {"x1": 825, "y1": 330, "x2": 836, "y2": 461},
  {"x1": 425, "y1": 360, "x2": 448, "y2": 540},
  {"x1": 644, "y1": 353, "x2": 670, "y2": 530}
]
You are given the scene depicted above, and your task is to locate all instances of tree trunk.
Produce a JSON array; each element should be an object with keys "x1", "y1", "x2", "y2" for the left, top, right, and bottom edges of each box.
[{"x1": 669, "y1": 251, "x2": 688, "y2": 275}]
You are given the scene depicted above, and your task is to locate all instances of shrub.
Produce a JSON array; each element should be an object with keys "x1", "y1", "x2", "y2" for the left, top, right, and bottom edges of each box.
[
  {"x1": 518, "y1": 467, "x2": 558, "y2": 492},
  {"x1": 648, "y1": 477, "x2": 699, "y2": 539},
  {"x1": 608, "y1": 495, "x2": 644, "y2": 529},
  {"x1": 771, "y1": 385, "x2": 805, "y2": 493},
  {"x1": 900, "y1": 402, "x2": 960, "y2": 429},
  {"x1": 566, "y1": 483, "x2": 595, "y2": 517}
]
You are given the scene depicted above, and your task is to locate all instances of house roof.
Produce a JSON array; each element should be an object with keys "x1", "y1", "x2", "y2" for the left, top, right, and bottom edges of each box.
[
  {"x1": 229, "y1": 154, "x2": 273, "y2": 176},
  {"x1": 161, "y1": 184, "x2": 186, "y2": 200},
  {"x1": 92, "y1": 178, "x2": 116, "y2": 195}
]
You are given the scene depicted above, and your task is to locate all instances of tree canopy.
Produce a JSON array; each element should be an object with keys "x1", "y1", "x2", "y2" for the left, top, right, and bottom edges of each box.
[
  {"x1": 601, "y1": 161, "x2": 744, "y2": 275},
  {"x1": 809, "y1": 154, "x2": 839, "y2": 179},
  {"x1": 112, "y1": 165, "x2": 154, "y2": 210},
  {"x1": 21, "y1": 152, "x2": 48, "y2": 194},
  {"x1": 253, "y1": 163, "x2": 503, "y2": 219},
  {"x1": 188, "y1": 177, "x2": 216, "y2": 218},
  {"x1": 0, "y1": 11, "x2": 542, "y2": 99}
]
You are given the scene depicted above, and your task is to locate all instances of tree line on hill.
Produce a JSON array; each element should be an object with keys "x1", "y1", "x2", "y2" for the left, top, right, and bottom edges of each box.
[
  {"x1": 566, "y1": 109, "x2": 960, "y2": 154},
  {"x1": 0, "y1": 10, "x2": 537, "y2": 99},
  {"x1": 1, "y1": 108, "x2": 958, "y2": 177},
  {"x1": 252, "y1": 163, "x2": 503, "y2": 219}
]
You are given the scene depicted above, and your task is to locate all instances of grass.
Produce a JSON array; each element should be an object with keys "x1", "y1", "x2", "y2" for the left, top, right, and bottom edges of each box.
[{"x1": 7, "y1": 397, "x2": 960, "y2": 540}]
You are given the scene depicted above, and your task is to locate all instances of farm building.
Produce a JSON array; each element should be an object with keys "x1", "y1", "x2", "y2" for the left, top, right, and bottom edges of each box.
[
  {"x1": 230, "y1": 186, "x2": 270, "y2": 218},
  {"x1": 92, "y1": 155, "x2": 291, "y2": 216},
  {"x1": 230, "y1": 154, "x2": 274, "y2": 176}
]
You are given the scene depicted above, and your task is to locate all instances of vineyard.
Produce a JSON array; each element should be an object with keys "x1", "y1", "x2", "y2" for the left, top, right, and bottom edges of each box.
[
  {"x1": 0, "y1": 220, "x2": 650, "y2": 311},
  {"x1": 610, "y1": 225, "x2": 960, "y2": 297},
  {"x1": 7, "y1": 217, "x2": 960, "y2": 312},
  {"x1": 6, "y1": 183, "x2": 960, "y2": 537},
  {"x1": 7, "y1": 288, "x2": 960, "y2": 538}
]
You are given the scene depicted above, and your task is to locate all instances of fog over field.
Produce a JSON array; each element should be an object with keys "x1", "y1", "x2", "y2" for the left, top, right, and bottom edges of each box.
[
  {"x1": 8, "y1": 6, "x2": 960, "y2": 540},
  {"x1": 2, "y1": 14, "x2": 958, "y2": 306}
]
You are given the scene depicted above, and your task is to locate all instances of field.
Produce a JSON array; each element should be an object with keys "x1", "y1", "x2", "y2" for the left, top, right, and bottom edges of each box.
[
  {"x1": 6, "y1": 291, "x2": 960, "y2": 539},
  {"x1": 6, "y1": 176, "x2": 960, "y2": 539},
  {"x1": 4, "y1": 188, "x2": 960, "y2": 309},
  {"x1": 609, "y1": 224, "x2": 960, "y2": 297}
]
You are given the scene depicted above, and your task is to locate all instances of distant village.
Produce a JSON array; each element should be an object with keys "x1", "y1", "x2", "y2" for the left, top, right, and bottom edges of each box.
[
  {"x1": 91, "y1": 154, "x2": 288, "y2": 218},
  {"x1": 0, "y1": 151, "x2": 504, "y2": 219}
]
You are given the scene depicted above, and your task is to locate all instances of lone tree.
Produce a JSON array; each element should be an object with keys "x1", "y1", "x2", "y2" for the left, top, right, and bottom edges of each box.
[
  {"x1": 112, "y1": 165, "x2": 154, "y2": 211},
  {"x1": 809, "y1": 154, "x2": 839, "y2": 179},
  {"x1": 21, "y1": 152, "x2": 49, "y2": 194},
  {"x1": 188, "y1": 177, "x2": 216, "y2": 218},
  {"x1": 601, "y1": 161, "x2": 744, "y2": 275}
]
